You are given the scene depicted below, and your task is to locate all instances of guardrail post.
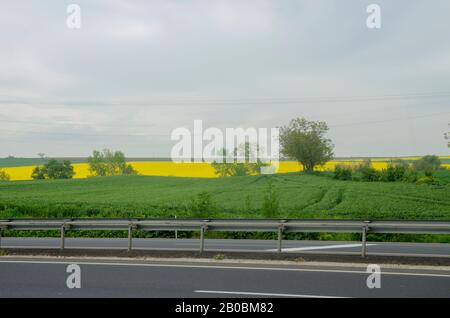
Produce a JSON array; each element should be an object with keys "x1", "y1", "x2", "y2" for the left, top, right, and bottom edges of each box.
[
  {"x1": 0, "y1": 229, "x2": 2, "y2": 248},
  {"x1": 60, "y1": 225, "x2": 65, "y2": 250},
  {"x1": 199, "y1": 226, "x2": 205, "y2": 254},
  {"x1": 361, "y1": 222, "x2": 369, "y2": 258},
  {"x1": 128, "y1": 224, "x2": 133, "y2": 252},
  {"x1": 175, "y1": 215, "x2": 178, "y2": 240},
  {"x1": 277, "y1": 226, "x2": 283, "y2": 253}
]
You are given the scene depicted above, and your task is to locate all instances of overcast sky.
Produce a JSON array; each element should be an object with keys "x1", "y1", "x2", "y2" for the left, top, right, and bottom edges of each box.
[{"x1": 1, "y1": 0, "x2": 449, "y2": 158}]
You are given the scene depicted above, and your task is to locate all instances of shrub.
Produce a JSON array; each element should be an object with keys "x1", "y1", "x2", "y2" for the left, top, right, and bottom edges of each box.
[
  {"x1": 359, "y1": 164, "x2": 380, "y2": 182},
  {"x1": 382, "y1": 164, "x2": 405, "y2": 182},
  {"x1": 416, "y1": 176, "x2": 437, "y2": 185},
  {"x1": 380, "y1": 161, "x2": 416, "y2": 182},
  {"x1": 0, "y1": 169, "x2": 10, "y2": 181},
  {"x1": 424, "y1": 170, "x2": 433, "y2": 177},
  {"x1": 190, "y1": 192, "x2": 215, "y2": 218},
  {"x1": 262, "y1": 181, "x2": 279, "y2": 218},
  {"x1": 212, "y1": 161, "x2": 266, "y2": 177},
  {"x1": 231, "y1": 163, "x2": 252, "y2": 176},
  {"x1": 333, "y1": 165, "x2": 353, "y2": 181},
  {"x1": 402, "y1": 168, "x2": 418, "y2": 183}
]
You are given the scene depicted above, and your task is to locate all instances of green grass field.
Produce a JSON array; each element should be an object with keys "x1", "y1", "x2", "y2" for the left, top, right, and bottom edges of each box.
[{"x1": 1, "y1": 172, "x2": 449, "y2": 220}]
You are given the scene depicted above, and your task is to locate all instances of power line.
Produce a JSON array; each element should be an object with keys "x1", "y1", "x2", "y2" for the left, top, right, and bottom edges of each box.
[
  {"x1": 329, "y1": 111, "x2": 450, "y2": 128},
  {"x1": 1, "y1": 111, "x2": 448, "y2": 138},
  {"x1": 0, "y1": 99, "x2": 448, "y2": 128},
  {"x1": 1, "y1": 91, "x2": 450, "y2": 107}
]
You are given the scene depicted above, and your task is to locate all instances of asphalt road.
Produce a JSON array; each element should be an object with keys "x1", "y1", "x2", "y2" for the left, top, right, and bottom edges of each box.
[
  {"x1": 0, "y1": 257, "x2": 449, "y2": 297},
  {"x1": 1, "y1": 237, "x2": 450, "y2": 257}
]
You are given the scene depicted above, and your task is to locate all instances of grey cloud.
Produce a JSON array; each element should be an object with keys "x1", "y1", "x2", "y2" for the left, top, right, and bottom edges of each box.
[{"x1": 0, "y1": 0, "x2": 449, "y2": 157}]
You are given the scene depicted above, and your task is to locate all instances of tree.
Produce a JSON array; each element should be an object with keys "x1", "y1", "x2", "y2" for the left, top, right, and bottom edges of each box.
[
  {"x1": 31, "y1": 159, "x2": 75, "y2": 180},
  {"x1": 0, "y1": 169, "x2": 10, "y2": 181},
  {"x1": 413, "y1": 155, "x2": 441, "y2": 172},
  {"x1": 87, "y1": 149, "x2": 137, "y2": 176},
  {"x1": 211, "y1": 143, "x2": 267, "y2": 177},
  {"x1": 211, "y1": 149, "x2": 233, "y2": 177},
  {"x1": 280, "y1": 118, "x2": 334, "y2": 172}
]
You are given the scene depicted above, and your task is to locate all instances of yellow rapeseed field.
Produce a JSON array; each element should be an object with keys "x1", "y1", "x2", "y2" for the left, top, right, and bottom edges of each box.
[
  {"x1": 130, "y1": 162, "x2": 217, "y2": 178},
  {"x1": 2, "y1": 159, "x2": 449, "y2": 181}
]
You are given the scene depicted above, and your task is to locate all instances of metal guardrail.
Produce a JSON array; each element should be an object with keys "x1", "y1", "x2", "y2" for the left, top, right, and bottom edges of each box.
[{"x1": 0, "y1": 218, "x2": 450, "y2": 257}]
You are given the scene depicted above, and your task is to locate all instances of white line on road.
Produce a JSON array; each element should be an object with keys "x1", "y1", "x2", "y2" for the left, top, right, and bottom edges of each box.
[
  {"x1": 195, "y1": 290, "x2": 347, "y2": 298},
  {"x1": 1, "y1": 259, "x2": 450, "y2": 278},
  {"x1": 266, "y1": 243, "x2": 377, "y2": 252}
]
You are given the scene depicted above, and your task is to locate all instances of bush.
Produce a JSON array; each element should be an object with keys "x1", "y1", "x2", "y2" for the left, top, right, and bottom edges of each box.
[
  {"x1": 333, "y1": 165, "x2": 353, "y2": 181},
  {"x1": 402, "y1": 168, "x2": 418, "y2": 183},
  {"x1": 0, "y1": 169, "x2": 10, "y2": 181},
  {"x1": 359, "y1": 165, "x2": 380, "y2": 182},
  {"x1": 416, "y1": 176, "x2": 437, "y2": 185},
  {"x1": 382, "y1": 163, "x2": 406, "y2": 182},
  {"x1": 380, "y1": 161, "x2": 416, "y2": 182},
  {"x1": 212, "y1": 161, "x2": 266, "y2": 177},
  {"x1": 190, "y1": 192, "x2": 215, "y2": 218},
  {"x1": 262, "y1": 181, "x2": 279, "y2": 218}
]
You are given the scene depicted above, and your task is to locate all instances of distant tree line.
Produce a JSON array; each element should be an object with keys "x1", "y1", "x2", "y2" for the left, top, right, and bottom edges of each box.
[
  {"x1": 32, "y1": 159, "x2": 75, "y2": 180},
  {"x1": 333, "y1": 155, "x2": 442, "y2": 185},
  {"x1": 30, "y1": 149, "x2": 136, "y2": 180},
  {"x1": 211, "y1": 143, "x2": 267, "y2": 177},
  {"x1": 87, "y1": 149, "x2": 136, "y2": 176},
  {"x1": 211, "y1": 117, "x2": 335, "y2": 177}
]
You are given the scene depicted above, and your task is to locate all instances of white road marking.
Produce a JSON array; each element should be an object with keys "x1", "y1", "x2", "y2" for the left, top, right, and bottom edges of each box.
[
  {"x1": 195, "y1": 290, "x2": 347, "y2": 298},
  {"x1": 266, "y1": 243, "x2": 377, "y2": 252},
  {"x1": 1, "y1": 259, "x2": 450, "y2": 278}
]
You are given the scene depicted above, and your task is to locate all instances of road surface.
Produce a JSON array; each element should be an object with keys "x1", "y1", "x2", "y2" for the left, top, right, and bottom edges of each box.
[
  {"x1": 0, "y1": 257, "x2": 449, "y2": 297},
  {"x1": 1, "y1": 237, "x2": 450, "y2": 257}
]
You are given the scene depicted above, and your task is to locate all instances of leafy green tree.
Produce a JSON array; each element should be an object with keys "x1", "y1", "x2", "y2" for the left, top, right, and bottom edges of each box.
[
  {"x1": 31, "y1": 159, "x2": 75, "y2": 180},
  {"x1": 280, "y1": 118, "x2": 334, "y2": 172},
  {"x1": 211, "y1": 149, "x2": 234, "y2": 177},
  {"x1": 413, "y1": 155, "x2": 441, "y2": 172},
  {"x1": 0, "y1": 169, "x2": 10, "y2": 181},
  {"x1": 31, "y1": 166, "x2": 46, "y2": 180},
  {"x1": 87, "y1": 149, "x2": 137, "y2": 176},
  {"x1": 211, "y1": 143, "x2": 267, "y2": 177}
]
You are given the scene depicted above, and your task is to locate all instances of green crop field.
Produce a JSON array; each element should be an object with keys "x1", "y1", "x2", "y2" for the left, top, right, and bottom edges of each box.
[
  {"x1": 0, "y1": 157, "x2": 86, "y2": 168},
  {"x1": 0, "y1": 158, "x2": 49, "y2": 168},
  {"x1": 1, "y1": 172, "x2": 449, "y2": 220}
]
